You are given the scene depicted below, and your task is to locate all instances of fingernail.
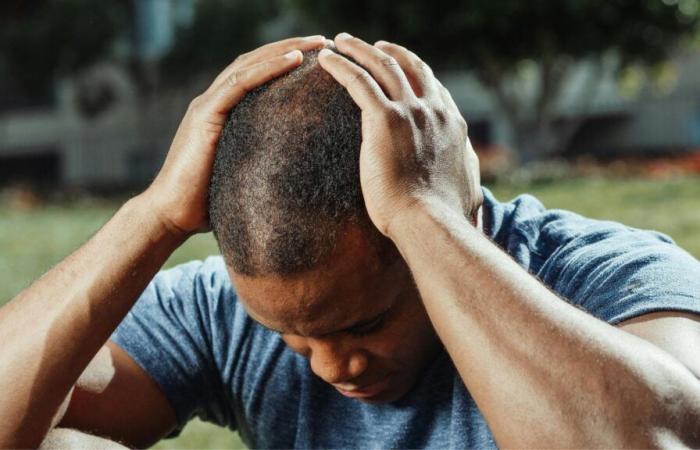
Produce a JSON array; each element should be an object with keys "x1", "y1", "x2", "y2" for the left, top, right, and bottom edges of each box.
[
  {"x1": 336, "y1": 32, "x2": 353, "y2": 40},
  {"x1": 375, "y1": 40, "x2": 389, "y2": 46},
  {"x1": 285, "y1": 50, "x2": 301, "y2": 60},
  {"x1": 305, "y1": 35, "x2": 325, "y2": 41},
  {"x1": 319, "y1": 48, "x2": 333, "y2": 57}
]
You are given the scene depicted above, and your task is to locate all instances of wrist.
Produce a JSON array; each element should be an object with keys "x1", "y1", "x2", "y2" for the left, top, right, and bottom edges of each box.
[
  {"x1": 129, "y1": 191, "x2": 193, "y2": 244},
  {"x1": 385, "y1": 194, "x2": 474, "y2": 244}
]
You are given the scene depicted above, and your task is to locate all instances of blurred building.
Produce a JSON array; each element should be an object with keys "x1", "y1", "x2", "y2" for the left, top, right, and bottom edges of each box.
[
  {"x1": 446, "y1": 51, "x2": 700, "y2": 158},
  {"x1": 2, "y1": 7, "x2": 700, "y2": 188},
  {"x1": 0, "y1": 0, "x2": 197, "y2": 188}
]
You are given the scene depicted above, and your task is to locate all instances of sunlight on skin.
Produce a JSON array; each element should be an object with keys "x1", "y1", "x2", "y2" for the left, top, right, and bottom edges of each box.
[
  {"x1": 75, "y1": 346, "x2": 116, "y2": 394},
  {"x1": 50, "y1": 346, "x2": 116, "y2": 429},
  {"x1": 40, "y1": 428, "x2": 128, "y2": 450}
]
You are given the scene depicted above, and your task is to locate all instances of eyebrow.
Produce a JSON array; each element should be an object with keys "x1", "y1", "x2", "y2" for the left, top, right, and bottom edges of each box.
[{"x1": 257, "y1": 307, "x2": 390, "y2": 338}]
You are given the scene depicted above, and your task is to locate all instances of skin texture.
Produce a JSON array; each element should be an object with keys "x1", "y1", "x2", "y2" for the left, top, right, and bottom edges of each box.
[
  {"x1": 2, "y1": 32, "x2": 700, "y2": 448},
  {"x1": 231, "y1": 225, "x2": 441, "y2": 403},
  {"x1": 0, "y1": 36, "x2": 327, "y2": 448},
  {"x1": 317, "y1": 33, "x2": 700, "y2": 447},
  {"x1": 40, "y1": 427, "x2": 129, "y2": 449}
]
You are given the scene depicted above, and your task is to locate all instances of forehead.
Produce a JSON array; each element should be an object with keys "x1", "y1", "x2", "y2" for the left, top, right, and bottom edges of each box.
[{"x1": 229, "y1": 226, "x2": 403, "y2": 336}]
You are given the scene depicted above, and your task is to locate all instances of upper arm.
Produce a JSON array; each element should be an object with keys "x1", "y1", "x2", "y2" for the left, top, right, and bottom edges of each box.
[
  {"x1": 618, "y1": 312, "x2": 700, "y2": 446},
  {"x1": 58, "y1": 341, "x2": 178, "y2": 448},
  {"x1": 537, "y1": 222, "x2": 700, "y2": 325},
  {"x1": 618, "y1": 311, "x2": 700, "y2": 378}
]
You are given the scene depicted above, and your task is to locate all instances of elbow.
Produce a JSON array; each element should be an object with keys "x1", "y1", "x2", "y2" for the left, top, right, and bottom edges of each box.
[
  {"x1": 638, "y1": 381, "x2": 700, "y2": 448},
  {"x1": 590, "y1": 369, "x2": 700, "y2": 448},
  {"x1": 654, "y1": 399, "x2": 700, "y2": 448},
  {"x1": 621, "y1": 350, "x2": 700, "y2": 448}
]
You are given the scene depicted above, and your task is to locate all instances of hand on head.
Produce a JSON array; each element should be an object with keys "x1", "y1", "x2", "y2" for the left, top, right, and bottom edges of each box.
[
  {"x1": 318, "y1": 33, "x2": 482, "y2": 237},
  {"x1": 147, "y1": 33, "x2": 480, "y2": 241},
  {"x1": 144, "y1": 35, "x2": 326, "y2": 237}
]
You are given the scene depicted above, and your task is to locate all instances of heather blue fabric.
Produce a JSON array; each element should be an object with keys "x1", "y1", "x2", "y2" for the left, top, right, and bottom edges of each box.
[{"x1": 111, "y1": 188, "x2": 700, "y2": 448}]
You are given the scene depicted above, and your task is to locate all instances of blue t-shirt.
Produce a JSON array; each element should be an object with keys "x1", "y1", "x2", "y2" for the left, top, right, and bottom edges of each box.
[{"x1": 111, "y1": 188, "x2": 700, "y2": 448}]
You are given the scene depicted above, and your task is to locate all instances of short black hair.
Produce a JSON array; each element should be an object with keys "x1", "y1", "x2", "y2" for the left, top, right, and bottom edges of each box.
[{"x1": 208, "y1": 48, "x2": 393, "y2": 276}]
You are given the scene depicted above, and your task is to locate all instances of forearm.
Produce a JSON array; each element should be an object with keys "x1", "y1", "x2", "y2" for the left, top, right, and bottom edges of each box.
[
  {"x1": 0, "y1": 192, "x2": 186, "y2": 447},
  {"x1": 390, "y1": 199, "x2": 700, "y2": 447}
]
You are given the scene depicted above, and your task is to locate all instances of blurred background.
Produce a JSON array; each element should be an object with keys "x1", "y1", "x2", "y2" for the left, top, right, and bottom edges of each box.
[{"x1": 2, "y1": 0, "x2": 700, "y2": 448}]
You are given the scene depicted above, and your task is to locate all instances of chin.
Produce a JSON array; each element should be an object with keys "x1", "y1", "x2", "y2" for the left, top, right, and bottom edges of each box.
[
  {"x1": 360, "y1": 391, "x2": 405, "y2": 404},
  {"x1": 359, "y1": 380, "x2": 414, "y2": 404}
]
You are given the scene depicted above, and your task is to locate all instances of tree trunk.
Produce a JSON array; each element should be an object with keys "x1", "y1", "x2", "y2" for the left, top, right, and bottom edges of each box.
[{"x1": 477, "y1": 56, "x2": 606, "y2": 164}]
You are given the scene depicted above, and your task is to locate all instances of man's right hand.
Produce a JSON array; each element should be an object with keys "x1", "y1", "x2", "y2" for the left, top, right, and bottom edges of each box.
[{"x1": 145, "y1": 35, "x2": 326, "y2": 238}]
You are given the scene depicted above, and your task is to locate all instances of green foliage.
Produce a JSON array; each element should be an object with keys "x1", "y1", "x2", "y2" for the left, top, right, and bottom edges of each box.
[
  {"x1": 159, "y1": 0, "x2": 279, "y2": 85},
  {"x1": 291, "y1": 0, "x2": 700, "y2": 159},
  {"x1": 152, "y1": 419, "x2": 245, "y2": 449},
  {"x1": 0, "y1": 0, "x2": 126, "y2": 100},
  {"x1": 291, "y1": 0, "x2": 700, "y2": 71}
]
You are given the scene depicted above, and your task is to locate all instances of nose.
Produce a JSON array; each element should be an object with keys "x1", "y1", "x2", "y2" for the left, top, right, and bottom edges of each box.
[{"x1": 307, "y1": 338, "x2": 368, "y2": 384}]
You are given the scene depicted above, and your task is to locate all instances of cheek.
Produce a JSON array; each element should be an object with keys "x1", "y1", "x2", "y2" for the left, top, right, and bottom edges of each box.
[{"x1": 368, "y1": 300, "x2": 438, "y2": 365}]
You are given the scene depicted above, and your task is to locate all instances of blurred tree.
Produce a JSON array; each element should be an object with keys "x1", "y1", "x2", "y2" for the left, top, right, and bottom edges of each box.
[
  {"x1": 0, "y1": 0, "x2": 126, "y2": 108},
  {"x1": 159, "y1": 0, "x2": 279, "y2": 87},
  {"x1": 291, "y1": 0, "x2": 700, "y2": 160}
]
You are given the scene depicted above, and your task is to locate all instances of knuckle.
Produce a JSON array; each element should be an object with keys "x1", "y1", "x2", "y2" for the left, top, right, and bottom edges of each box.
[
  {"x1": 459, "y1": 116, "x2": 469, "y2": 135},
  {"x1": 409, "y1": 103, "x2": 427, "y2": 120},
  {"x1": 409, "y1": 103, "x2": 429, "y2": 128},
  {"x1": 415, "y1": 59, "x2": 433, "y2": 75},
  {"x1": 433, "y1": 105, "x2": 449, "y2": 125},
  {"x1": 188, "y1": 95, "x2": 203, "y2": 112},
  {"x1": 226, "y1": 70, "x2": 245, "y2": 90},
  {"x1": 349, "y1": 70, "x2": 371, "y2": 88},
  {"x1": 186, "y1": 95, "x2": 209, "y2": 122},
  {"x1": 467, "y1": 144, "x2": 479, "y2": 163},
  {"x1": 381, "y1": 105, "x2": 408, "y2": 128},
  {"x1": 377, "y1": 55, "x2": 399, "y2": 69},
  {"x1": 233, "y1": 52, "x2": 250, "y2": 67}
]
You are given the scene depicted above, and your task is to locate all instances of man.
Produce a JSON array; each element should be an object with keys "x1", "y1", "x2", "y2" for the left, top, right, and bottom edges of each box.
[{"x1": 2, "y1": 34, "x2": 700, "y2": 448}]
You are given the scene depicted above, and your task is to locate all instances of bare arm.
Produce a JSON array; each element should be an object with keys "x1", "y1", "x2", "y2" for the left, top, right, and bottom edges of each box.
[
  {"x1": 390, "y1": 199, "x2": 700, "y2": 447},
  {"x1": 0, "y1": 36, "x2": 324, "y2": 448},
  {"x1": 0, "y1": 194, "x2": 183, "y2": 447},
  {"x1": 320, "y1": 34, "x2": 700, "y2": 447}
]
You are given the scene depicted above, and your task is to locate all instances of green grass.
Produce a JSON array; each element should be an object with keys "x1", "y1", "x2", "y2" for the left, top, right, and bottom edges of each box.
[
  {"x1": 487, "y1": 176, "x2": 700, "y2": 257},
  {"x1": 1, "y1": 175, "x2": 699, "y2": 448}
]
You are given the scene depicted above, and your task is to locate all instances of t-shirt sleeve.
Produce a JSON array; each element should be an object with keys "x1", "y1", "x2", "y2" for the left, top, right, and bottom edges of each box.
[
  {"x1": 110, "y1": 257, "x2": 235, "y2": 436},
  {"x1": 538, "y1": 223, "x2": 700, "y2": 324}
]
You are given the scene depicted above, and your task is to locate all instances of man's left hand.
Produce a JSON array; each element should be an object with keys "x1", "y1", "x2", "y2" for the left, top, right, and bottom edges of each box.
[{"x1": 318, "y1": 33, "x2": 482, "y2": 238}]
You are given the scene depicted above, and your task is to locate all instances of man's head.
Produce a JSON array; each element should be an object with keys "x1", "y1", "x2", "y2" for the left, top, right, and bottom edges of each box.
[
  {"x1": 208, "y1": 48, "x2": 441, "y2": 402},
  {"x1": 210, "y1": 48, "x2": 383, "y2": 275}
]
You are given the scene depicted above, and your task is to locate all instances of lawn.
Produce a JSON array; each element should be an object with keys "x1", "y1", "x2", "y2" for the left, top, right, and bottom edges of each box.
[{"x1": 1, "y1": 175, "x2": 699, "y2": 448}]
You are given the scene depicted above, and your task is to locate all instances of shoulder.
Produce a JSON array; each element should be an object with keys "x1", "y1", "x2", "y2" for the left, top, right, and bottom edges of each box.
[
  {"x1": 154, "y1": 255, "x2": 229, "y2": 290},
  {"x1": 484, "y1": 187, "x2": 678, "y2": 267},
  {"x1": 145, "y1": 256, "x2": 236, "y2": 310},
  {"x1": 484, "y1": 188, "x2": 700, "y2": 323}
]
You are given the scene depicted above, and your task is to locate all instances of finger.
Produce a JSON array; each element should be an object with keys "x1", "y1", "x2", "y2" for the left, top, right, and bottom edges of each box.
[
  {"x1": 317, "y1": 48, "x2": 388, "y2": 112},
  {"x1": 374, "y1": 40, "x2": 438, "y2": 98},
  {"x1": 210, "y1": 35, "x2": 325, "y2": 89},
  {"x1": 438, "y1": 82, "x2": 461, "y2": 116},
  {"x1": 204, "y1": 50, "x2": 304, "y2": 119},
  {"x1": 333, "y1": 33, "x2": 413, "y2": 101},
  {"x1": 465, "y1": 136, "x2": 483, "y2": 223}
]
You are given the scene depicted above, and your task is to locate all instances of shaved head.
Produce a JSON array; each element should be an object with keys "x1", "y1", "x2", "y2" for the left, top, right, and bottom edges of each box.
[{"x1": 208, "y1": 48, "x2": 395, "y2": 275}]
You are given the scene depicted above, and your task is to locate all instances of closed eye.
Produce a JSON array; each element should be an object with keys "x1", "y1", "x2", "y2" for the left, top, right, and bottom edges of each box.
[{"x1": 347, "y1": 314, "x2": 386, "y2": 337}]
